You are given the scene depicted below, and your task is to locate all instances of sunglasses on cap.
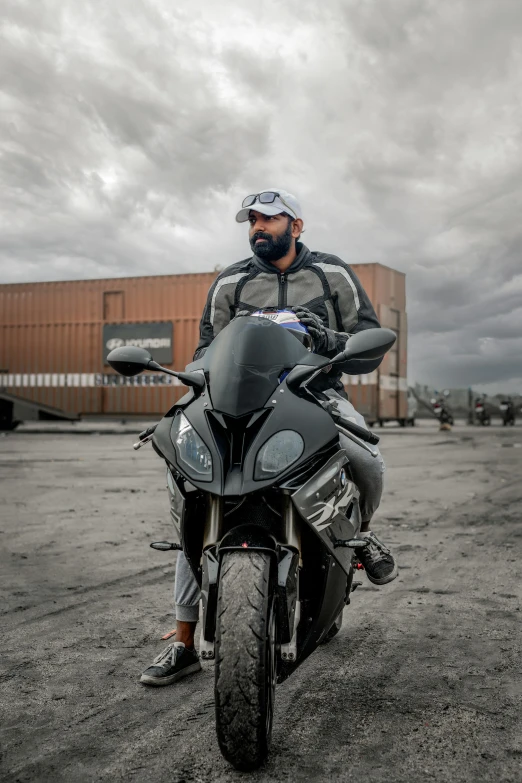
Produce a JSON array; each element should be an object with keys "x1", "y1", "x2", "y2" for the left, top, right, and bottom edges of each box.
[{"x1": 241, "y1": 191, "x2": 296, "y2": 217}]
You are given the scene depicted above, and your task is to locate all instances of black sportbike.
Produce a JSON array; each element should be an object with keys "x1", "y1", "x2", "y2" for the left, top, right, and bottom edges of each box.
[{"x1": 108, "y1": 316, "x2": 396, "y2": 770}]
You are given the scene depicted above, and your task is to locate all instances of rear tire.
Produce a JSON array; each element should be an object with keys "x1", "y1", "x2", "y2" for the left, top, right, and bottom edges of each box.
[{"x1": 215, "y1": 551, "x2": 276, "y2": 771}]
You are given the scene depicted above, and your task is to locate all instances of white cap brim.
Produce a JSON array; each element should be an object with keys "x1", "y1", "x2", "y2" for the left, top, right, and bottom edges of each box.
[{"x1": 235, "y1": 202, "x2": 296, "y2": 223}]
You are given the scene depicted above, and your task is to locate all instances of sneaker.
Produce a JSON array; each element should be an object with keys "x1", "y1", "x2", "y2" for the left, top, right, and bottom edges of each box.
[
  {"x1": 355, "y1": 531, "x2": 398, "y2": 585},
  {"x1": 140, "y1": 642, "x2": 202, "y2": 687}
]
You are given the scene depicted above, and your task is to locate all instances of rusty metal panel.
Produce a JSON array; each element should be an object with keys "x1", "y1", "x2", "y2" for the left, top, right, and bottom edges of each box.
[
  {"x1": 344, "y1": 382, "x2": 379, "y2": 422},
  {"x1": 0, "y1": 273, "x2": 216, "y2": 326}
]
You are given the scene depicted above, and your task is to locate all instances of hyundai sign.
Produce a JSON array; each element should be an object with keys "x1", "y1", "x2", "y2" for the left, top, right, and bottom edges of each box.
[{"x1": 103, "y1": 322, "x2": 173, "y2": 365}]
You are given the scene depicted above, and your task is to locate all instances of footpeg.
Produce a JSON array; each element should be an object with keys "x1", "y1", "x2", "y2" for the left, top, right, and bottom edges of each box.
[
  {"x1": 334, "y1": 538, "x2": 367, "y2": 548},
  {"x1": 133, "y1": 433, "x2": 154, "y2": 450},
  {"x1": 149, "y1": 541, "x2": 183, "y2": 551}
]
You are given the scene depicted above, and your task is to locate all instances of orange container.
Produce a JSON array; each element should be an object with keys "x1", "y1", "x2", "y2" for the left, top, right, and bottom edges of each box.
[
  {"x1": 0, "y1": 265, "x2": 407, "y2": 420},
  {"x1": 343, "y1": 264, "x2": 408, "y2": 424}
]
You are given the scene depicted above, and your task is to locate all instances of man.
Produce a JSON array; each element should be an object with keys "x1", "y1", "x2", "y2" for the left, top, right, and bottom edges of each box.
[{"x1": 140, "y1": 189, "x2": 398, "y2": 686}]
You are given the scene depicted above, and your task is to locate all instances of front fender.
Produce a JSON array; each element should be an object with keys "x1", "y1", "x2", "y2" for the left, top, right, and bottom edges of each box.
[{"x1": 218, "y1": 523, "x2": 278, "y2": 557}]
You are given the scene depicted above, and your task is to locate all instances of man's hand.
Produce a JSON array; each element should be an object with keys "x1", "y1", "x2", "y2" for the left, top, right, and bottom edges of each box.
[{"x1": 291, "y1": 306, "x2": 331, "y2": 354}]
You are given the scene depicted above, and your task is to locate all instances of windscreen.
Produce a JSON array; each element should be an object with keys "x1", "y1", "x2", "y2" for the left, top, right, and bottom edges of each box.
[{"x1": 204, "y1": 316, "x2": 309, "y2": 416}]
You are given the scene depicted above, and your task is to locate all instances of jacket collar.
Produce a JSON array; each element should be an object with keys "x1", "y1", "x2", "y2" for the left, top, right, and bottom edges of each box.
[{"x1": 251, "y1": 242, "x2": 311, "y2": 274}]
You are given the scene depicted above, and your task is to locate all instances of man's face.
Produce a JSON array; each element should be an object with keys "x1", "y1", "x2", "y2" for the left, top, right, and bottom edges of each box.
[{"x1": 248, "y1": 210, "x2": 296, "y2": 262}]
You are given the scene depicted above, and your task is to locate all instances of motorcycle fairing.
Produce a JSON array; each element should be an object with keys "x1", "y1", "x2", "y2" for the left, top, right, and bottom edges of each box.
[
  {"x1": 291, "y1": 450, "x2": 361, "y2": 574},
  {"x1": 166, "y1": 466, "x2": 185, "y2": 537},
  {"x1": 189, "y1": 316, "x2": 311, "y2": 418},
  {"x1": 152, "y1": 371, "x2": 339, "y2": 496}
]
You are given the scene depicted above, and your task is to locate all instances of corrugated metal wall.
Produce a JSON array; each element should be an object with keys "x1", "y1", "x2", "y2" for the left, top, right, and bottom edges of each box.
[
  {"x1": 0, "y1": 274, "x2": 215, "y2": 415},
  {"x1": 344, "y1": 264, "x2": 408, "y2": 423},
  {"x1": 0, "y1": 265, "x2": 407, "y2": 419}
]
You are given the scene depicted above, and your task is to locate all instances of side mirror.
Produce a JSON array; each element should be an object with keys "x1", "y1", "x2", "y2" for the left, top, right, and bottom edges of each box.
[
  {"x1": 107, "y1": 346, "x2": 153, "y2": 377},
  {"x1": 334, "y1": 328, "x2": 396, "y2": 363}
]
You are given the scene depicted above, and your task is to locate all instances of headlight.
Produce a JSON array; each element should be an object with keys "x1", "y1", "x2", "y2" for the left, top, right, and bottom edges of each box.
[
  {"x1": 254, "y1": 430, "x2": 304, "y2": 480},
  {"x1": 171, "y1": 412, "x2": 212, "y2": 481}
]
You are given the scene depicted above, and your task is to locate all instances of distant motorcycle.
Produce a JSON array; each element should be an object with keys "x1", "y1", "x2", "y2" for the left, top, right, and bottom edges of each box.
[
  {"x1": 500, "y1": 399, "x2": 516, "y2": 426},
  {"x1": 475, "y1": 397, "x2": 491, "y2": 426},
  {"x1": 431, "y1": 392, "x2": 454, "y2": 427}
]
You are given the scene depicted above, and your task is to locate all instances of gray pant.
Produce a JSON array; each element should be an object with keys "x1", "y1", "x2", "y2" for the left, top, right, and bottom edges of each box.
[{"x1": 174, "y1": 395, "x2": 385, "y2": 622}]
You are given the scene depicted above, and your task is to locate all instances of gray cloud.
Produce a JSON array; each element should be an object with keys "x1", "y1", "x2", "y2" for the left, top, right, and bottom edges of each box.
[{"x1": 1, "y1": 0, "x2": 522, "y2": 392}]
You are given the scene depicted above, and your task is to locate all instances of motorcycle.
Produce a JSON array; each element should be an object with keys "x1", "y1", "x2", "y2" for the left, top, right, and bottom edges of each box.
[
  {"x1": 475, "y1": 396, "x2": 491, "y2": 426},
  {"x1": 499, "y1": 399, "x2": 516, "y2": 426},
  {"x1": 431, "y1": 391, "x2": 454, "y2": 427},
  {"x1": 107, "y1": 315, "x2": 396, "y2": 771}
]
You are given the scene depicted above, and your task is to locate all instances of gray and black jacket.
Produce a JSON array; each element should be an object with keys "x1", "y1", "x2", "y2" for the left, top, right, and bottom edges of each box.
[{"x1": 194, "y1": 242, "x2": 382, "y2": 392}]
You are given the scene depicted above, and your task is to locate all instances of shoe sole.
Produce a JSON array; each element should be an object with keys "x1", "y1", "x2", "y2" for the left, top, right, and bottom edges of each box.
[
  {"x1": 139, "y1": 661, "x2": 202, "y2": 687},
  {"x1": 365, "y1": 563, "x2": 399, "y2": 586}
]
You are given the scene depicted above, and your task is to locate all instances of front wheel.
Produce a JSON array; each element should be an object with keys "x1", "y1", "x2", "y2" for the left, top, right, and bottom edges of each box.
[{"x1": 215, "y1": 551, "x2": 276, "y2": 771}]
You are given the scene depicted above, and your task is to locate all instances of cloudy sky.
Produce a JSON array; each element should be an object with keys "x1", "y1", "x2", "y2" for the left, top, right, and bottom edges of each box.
[{"x1": 1, "y1": 0, "x2": 521, "y2": 392}]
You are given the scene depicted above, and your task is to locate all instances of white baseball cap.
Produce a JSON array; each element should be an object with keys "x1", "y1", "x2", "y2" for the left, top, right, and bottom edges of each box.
[{"x1": 235, "y1": 188, "x2": 303, "y2": 223}]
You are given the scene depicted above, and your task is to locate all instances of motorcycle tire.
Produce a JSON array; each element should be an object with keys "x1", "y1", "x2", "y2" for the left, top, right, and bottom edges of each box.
[{"x1": 215, "y1": 551, "x2": 276, "y2": 771}]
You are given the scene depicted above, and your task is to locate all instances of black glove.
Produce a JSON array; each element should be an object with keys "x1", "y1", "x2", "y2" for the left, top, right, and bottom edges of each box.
[
  {"x1": 291, "y1": 306, "x2": 334, "y2": 355},
  {"x1": 233, "y1": 309, "x2": 251, "y2": 318}
]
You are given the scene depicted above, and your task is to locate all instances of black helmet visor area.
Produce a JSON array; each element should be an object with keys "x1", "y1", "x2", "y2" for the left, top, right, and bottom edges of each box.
[{"x1": 204, "y1": 317, "x2": 309, "y2": 417}]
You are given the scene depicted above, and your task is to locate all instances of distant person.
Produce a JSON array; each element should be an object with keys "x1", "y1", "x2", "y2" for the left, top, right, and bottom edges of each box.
[{"x1": 140, "y1": 189, "x2": 398, "y2": 686}]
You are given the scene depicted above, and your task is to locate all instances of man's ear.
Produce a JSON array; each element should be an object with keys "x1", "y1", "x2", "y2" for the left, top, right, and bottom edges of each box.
[{"x1": 292, "y1": 218, "x2": 304, "y2": 239}]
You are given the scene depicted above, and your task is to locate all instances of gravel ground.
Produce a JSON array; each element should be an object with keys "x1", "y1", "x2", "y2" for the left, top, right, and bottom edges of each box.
[{"x1": 1, "y1": 424, "x2": 521, "y2": 782}]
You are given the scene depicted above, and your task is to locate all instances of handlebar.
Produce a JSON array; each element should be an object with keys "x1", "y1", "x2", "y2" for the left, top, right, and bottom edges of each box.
[
  {"x1": 318, "y1": 399, "x2": 380, "y2": 445},
  {"x1": 337, "y1": 417, "x2": 380, "y2": 446}
]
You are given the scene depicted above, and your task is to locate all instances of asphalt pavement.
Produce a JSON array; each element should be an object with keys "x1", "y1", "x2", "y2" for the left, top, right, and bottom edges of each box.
[{"x1": 1, "y1": 424, "x2": 521, "y2": 782}]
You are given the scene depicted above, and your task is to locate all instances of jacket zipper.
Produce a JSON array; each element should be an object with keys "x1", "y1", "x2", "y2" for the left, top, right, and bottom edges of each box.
[{"x1": 278, "y1": 273, "x2": 287, "y2": 309}]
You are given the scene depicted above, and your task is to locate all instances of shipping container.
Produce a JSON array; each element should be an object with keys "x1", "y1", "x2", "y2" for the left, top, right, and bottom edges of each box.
[
  {"x1": 0, "y1": 264, "x2": 407, "y2": 423},
  {"x1": 344, "y1": 264, "x2": 408, "y2": 426}
]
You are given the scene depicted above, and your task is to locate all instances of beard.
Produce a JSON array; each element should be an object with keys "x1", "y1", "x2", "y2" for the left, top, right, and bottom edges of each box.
[{"x1": 250, "y1": 221, "x2": 293, "y2": 262}]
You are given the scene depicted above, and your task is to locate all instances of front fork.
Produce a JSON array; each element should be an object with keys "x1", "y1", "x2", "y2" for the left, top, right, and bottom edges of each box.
[
  {"x1": 199, "y1": 496, "x2": 223, "y2": 660},
  {"x1": 198, "y1": 493, "x2": 301, "y2": 662}
]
